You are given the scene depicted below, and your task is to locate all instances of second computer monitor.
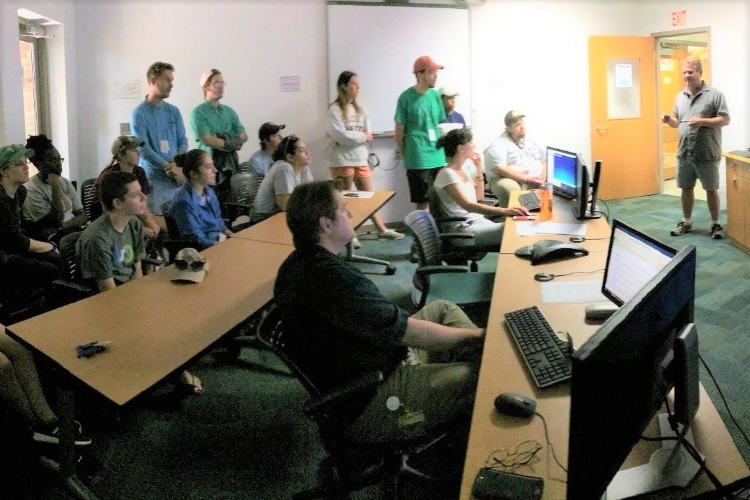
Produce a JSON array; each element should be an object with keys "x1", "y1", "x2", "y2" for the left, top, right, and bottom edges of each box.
[
  {"x1": 546, "y1": 146, "x2": 578, "y2": 199},
  {"x1": 602, "y1": 219, "x2": 677, "y2": 306}
]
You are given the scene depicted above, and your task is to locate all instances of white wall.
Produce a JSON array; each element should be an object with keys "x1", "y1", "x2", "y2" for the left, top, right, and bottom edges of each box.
[{"x1": 1, "y1": 0, "x2": 747, "y2": 223}]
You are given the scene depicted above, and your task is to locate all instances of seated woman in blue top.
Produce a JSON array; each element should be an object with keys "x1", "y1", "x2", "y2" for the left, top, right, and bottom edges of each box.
[{"x1": 169, "y1": 149, "x2": 232, "y2": 250}]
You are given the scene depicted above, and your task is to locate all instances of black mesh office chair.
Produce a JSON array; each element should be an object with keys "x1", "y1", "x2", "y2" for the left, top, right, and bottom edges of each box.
[
  {"x1": 404, "y1": 211, "x2": 494, "y2": 323},
  {"x1": 256, "y1": 304, "x2": 446, "y2": 500},
  {"x1": 80, "y1": 178, "x2": 101, "y2": 222},
  {"x1": 426, "y1": 186, "x2": 491, "y2": 272},
  {"x1": 223, "y1": 171, "x2": 263, "y2": 230},
  {"x1": 50, "y1": 231, "x2": 96, "y2": 308}
]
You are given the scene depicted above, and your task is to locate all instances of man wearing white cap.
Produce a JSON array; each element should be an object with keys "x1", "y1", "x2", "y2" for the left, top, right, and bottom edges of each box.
[
  {"x1": 439, "y1": 87, "x2": 466, "y2": 126},
  {"x1": 483, "y1": 110, "x2": 546, "y2": 208},
  {"x1": 394, "y1": 56, "x2": 447, "y2": 210},
  {"x1": 190, "y1": 69, "x2": 247, "y2": 209}
]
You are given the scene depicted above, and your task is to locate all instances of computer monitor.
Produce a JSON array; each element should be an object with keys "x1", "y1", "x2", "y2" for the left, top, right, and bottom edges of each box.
[
  {"x1": 602, "y1": 219, "x2": 677, "y2": 306},
  {"x1": 574, "y1": 156, "x2": 602, "y2": 220},
  {"x1": 546, "y1": 146, "x2": 578, "y2": 199},
  {"x1": 567, "y1": 244, "x2": 699, "y2": 499}
]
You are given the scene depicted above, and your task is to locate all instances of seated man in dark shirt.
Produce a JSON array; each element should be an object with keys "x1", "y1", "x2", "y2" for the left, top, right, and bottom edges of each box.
[
  {"x1": 0, "y1": 144, "x2": 63, "y2": 297},
  {"x1": 274, "y1": 181, "x2": 484, "y2": 443}
]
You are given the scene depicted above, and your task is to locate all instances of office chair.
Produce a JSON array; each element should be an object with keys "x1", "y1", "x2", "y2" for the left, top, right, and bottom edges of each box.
[
  {"x1": 223, "y1": 171, "x2": 263, "y2": 230},
  {"x1": 426, "y1": 186, "x2": 489, "y2": 272},
  {"x1": 404, "y1": 210, "x2": 495, "y2": 319},
  {"x1": 50, "y1": 231, "x2": 96, "y2": 308},
  {"x1": 80, "y1": 178, "x2": 101, "y2": 222},
  {"x1": 256, "y1": 304, "x2": 446, "y2": 500},
  {"x1": 160, "y1": 202, "x2": 193, "y2": 263}
]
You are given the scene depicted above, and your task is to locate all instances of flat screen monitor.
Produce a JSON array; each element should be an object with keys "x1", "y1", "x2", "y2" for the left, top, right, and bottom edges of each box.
[
  {"x1": 567, "y1": 244, "x2": 697, "y2": 499},
  {"x1": 602, "y1": 220, "x2": 677, "y2": 306},
  {"x1": 574, "y1": 156, "x2": 602, "y2": 220},
  {"x1": 546, "y1": 146, "x2": 578, "y2": 199}
]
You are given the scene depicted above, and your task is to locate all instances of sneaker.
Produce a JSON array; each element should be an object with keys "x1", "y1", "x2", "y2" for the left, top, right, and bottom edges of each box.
[
  {"x1": 378, "y1": 229, "x2": 405, "y2": 240},
  {"x1": 711, "y1": 223, "x2": 724, "y2": 240},
  {"x1": 670, "y1": 221, "x2": 693, "y2": 236},
  {"x1": 33, "y1": 420, "x2": 92, "y2": 447},
  {"x1": 352, "y1": 237, "x2": 362, "y2": 249}
]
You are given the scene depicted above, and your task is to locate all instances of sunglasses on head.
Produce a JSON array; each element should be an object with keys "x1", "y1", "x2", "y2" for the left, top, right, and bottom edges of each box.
[{"x1": 174, "y1": 259, "x2": 206, "y2": 272}]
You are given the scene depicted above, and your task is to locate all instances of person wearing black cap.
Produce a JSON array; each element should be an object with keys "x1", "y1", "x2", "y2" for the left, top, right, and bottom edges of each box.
[
  {"x1": 483, "y1": 110, "x2": 546, "y2": 208},
  {"x1": 395, "y1": 56, "x2": 447, "y2": 210},
  {"x1": 248, "y1": 122, "x2": 285, "y2": 176}
]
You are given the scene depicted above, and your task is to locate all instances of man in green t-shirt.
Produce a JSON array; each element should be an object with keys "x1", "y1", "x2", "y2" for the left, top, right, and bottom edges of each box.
[{"x1": 394, "y1": 56, "x2": 447, "y2": 210}]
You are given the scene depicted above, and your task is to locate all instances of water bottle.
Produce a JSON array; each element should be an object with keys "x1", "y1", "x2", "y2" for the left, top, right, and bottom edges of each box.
[{"x1": 539, "y1": 182, "x2": 553, "y2": 222}]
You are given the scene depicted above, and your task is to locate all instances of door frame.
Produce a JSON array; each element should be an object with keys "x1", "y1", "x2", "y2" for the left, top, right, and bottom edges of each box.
[{"x1": 651, "y1": 26, "x2": 711, "y2": 194}]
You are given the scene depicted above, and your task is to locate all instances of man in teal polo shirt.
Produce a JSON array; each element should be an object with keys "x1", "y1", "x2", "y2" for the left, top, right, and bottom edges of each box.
[{"x1": 394, "y1": 56, "x2": 446, "y2": 210}]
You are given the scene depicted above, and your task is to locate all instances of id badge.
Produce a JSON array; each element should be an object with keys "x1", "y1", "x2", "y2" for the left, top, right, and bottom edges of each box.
[
  {"x1": 428, "y1": 128, "x2": 437, "y2": 143},
  {"x1": 160, "y1": 140, "x2": 169, "y2": 154}
]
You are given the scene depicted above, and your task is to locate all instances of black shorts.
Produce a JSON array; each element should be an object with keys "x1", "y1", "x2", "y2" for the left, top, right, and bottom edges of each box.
[{"x1": 406, "y1": 167, "x2": 442, "y2": 204}]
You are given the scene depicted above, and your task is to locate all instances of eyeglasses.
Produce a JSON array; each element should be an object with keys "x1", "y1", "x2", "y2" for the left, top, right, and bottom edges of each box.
[
  {"x1": 174, "y1": 259, "x2": 206, "y2": 272},
  {"x1": 486, "y1": 440, "x2": 542, "y2": 470}
]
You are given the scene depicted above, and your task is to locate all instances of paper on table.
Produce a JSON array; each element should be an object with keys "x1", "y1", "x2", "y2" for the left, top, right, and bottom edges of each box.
[
  {"x1": 516, "y1": 221, "x2": 586, "y2": 236},
  {"x1": 541, "y1": 280, "x2": 608, "y2": 304},
  {"x1": 341, "y1": 190, "x2": 375, "y2": 199}
]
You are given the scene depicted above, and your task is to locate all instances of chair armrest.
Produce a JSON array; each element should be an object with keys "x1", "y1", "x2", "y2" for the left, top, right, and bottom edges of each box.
[
  {"x1": 438, "y1": 232, "x2": 474, "y2": 241},
  {"x1": 303, "y1": 371, "x2": 385, "y2": 417},
  {"x1": 141, "y1": 256, "x2": 163, "y2": 267},
  {"x1": 434, "y1": 215, "x2": 469, "y2": 223},
  {"x1": 479, "y1": 199, "x2": 498, "y2": 207},
  {"x1": 415, "y1": 264, "x2": 469, "y2": 278},
  {"x1": 222, "y1": 202, "x2": 252, "y2": 210},
  {"x1": 52, "y1": 279, "x2": 93, "y2": 295}
]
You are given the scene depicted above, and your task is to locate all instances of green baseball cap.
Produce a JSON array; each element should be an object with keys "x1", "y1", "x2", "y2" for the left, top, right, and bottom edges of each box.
[{"x1": 0, "y1": 144, "x2": 34, "y2": 168}]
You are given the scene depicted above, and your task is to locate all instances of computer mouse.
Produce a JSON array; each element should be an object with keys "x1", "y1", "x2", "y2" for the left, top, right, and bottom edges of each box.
[
  {"x1": 494, "y1": 392, "x2": 537, "y2": 418},
  {"x1": 534, "y1": 272, "x2": 554, "y2": 282},
  {"x1": 569, "y1": 236, "x2": 586, "y2": 243}
]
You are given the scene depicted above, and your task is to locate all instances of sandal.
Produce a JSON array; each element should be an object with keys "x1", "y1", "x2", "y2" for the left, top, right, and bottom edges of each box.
[{"x1": 177, "y1": 371, "x2": 203, "y2": 395}]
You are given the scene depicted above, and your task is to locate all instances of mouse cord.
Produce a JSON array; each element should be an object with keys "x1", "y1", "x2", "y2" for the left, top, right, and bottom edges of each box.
[
  {"x1": 548, "y1": 269, "x2": 605, "y2": 278},
  {"x1": 534, "y1": 411, "x2": 567, "y2": 474}
]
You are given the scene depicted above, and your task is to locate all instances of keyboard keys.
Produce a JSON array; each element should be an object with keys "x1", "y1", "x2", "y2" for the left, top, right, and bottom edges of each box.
[
  {"x1": 505, "y1": 306, "x2": 572, "y2": 388},
  {"x1": 519, "y1": 191, "x2": 541, "y2": 212}
]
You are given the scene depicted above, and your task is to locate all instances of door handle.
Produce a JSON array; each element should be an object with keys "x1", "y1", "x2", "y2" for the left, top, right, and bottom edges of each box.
[{"x1": 595, "y1": 126, "x2": 608, "y2": 131}]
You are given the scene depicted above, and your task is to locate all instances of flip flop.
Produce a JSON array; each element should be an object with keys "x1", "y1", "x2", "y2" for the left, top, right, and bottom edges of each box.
[{"x1": 178, "y1": 372, "x2": 203, "y2": 395}]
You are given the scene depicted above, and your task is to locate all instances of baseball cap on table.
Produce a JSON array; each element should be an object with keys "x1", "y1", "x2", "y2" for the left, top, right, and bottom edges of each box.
[
  {"x1": 171, "y1": 248, "x2": 210, "y2": 283},
  {"x1": 413, "y1": 56, "x2": 444, "y2": 74},
  {"x1": 258, "y1": 122, "x2": 286, "y2": 142},
  {"x1": 439, "y1": 86, "x2": 459, "y2": 97},
  {"x1": 0, "y1": 144, "x2": 34, "y2": 167},
  {"x1": 111, "y1": 136, "x2": 143, "y2": 157},
  {"x1": 504, "y1": 110, "x2": 525, "y2": 127}
]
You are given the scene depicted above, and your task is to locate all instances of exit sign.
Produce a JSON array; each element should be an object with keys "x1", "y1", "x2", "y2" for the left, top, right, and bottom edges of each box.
[{"x1": 672, "y1": 10, "x2": 686, "y2": 26}]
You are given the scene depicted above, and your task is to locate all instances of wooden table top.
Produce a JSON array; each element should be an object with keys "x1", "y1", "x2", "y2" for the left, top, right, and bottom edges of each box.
[
  {"x1": 233, "y1": 190, "x2": 396, "y2": 245},
  {"x1": 7, "y1": 238, "x2": 292, "y2": 406},
  {"x1": 459, "y1": 252, "x2": 749, "y2": 499}
]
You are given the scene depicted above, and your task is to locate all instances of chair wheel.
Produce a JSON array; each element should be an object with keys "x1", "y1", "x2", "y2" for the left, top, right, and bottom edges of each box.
[{"x1": 385, "y1": 265, "x2": 397, "y2": 276}]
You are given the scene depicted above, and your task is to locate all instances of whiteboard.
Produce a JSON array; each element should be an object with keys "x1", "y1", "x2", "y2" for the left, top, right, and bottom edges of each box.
[{"x1": 327, "y1": 2, "x2": 471, "y2": 135}]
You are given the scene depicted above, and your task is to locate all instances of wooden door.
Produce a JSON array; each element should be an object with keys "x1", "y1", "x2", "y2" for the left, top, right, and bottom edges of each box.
[{"x1": 589, "y1": 36, "x2": 659, "y2": 200}]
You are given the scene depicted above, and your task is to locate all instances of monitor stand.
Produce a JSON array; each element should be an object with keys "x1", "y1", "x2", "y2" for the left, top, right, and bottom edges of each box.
[{"x1": 604, "y1": 413, "x2": 703, "y2": 500}]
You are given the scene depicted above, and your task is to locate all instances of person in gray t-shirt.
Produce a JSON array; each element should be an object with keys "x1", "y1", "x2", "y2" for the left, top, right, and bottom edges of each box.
[{"x1": 662, "y1": 55, "x2": 730, "y2": 240}]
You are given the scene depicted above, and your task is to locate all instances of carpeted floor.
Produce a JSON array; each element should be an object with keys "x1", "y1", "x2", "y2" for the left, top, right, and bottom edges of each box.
[{"x1": 2, "y1": 193, "x2": 749, "y2": 499}]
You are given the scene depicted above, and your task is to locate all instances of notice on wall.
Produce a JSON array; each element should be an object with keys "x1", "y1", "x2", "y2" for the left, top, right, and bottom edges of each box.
[
  {"x1": 615, "y1": 64, "x2": 633, "y2": 88},
  {"x1": 280, "y1": 76, "x2": 300, "y2": 93},
  {"x1": 660, "y1": 59, "x2": 675, "y2": 72},
  {"x1": 115, "y1": 80, "x2": 139, "y2": 99}
]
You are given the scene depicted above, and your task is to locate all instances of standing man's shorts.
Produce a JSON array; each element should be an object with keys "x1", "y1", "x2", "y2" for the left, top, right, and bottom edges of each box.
[
  {"x1": 406, "y1": 167, "x2": 443, "y2": 204},
  {"x1": 677, "y1": 157, "x2": 720, "y2": 191}
]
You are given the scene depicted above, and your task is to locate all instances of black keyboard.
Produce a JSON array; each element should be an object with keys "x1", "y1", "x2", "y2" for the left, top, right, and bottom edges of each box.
[
  {"x1": 729, "y1": 150, "x2": 750, "y2": 158},
  {"x1": 505, "y1": 306, "x2": 572, "y2": 389},
  {"x1": 518, "y1": 191, "x2": 541, "y2": 212}
]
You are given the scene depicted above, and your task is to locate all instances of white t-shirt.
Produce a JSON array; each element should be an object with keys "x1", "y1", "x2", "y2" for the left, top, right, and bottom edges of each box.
[
  {"x1": 483, "y1": 131, "x2": 546, "y2": 182},
  {"x1": 433, "y1": 167, "x2": 484, "y2": 223},
  {"x1": 253, "y1": 160, "x2": 313, "y2": 215},
  {"x1": 23, "y1": 174, "x2": 83, "y2": 223}
]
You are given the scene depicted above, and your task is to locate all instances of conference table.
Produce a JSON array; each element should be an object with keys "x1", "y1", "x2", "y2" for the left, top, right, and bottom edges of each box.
[
  {"x1": 6, "y1": 237, "x2": 293, "y2": 499},
  {"x1": 458, "y1": 194, "x2": 750, "y2": 499},
  {"x1": 233, "y1": 190, "x2": 398, "y2": 274},
  {"x1": 5, "y1": 189, "x2": 399, "y2": 499}
]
